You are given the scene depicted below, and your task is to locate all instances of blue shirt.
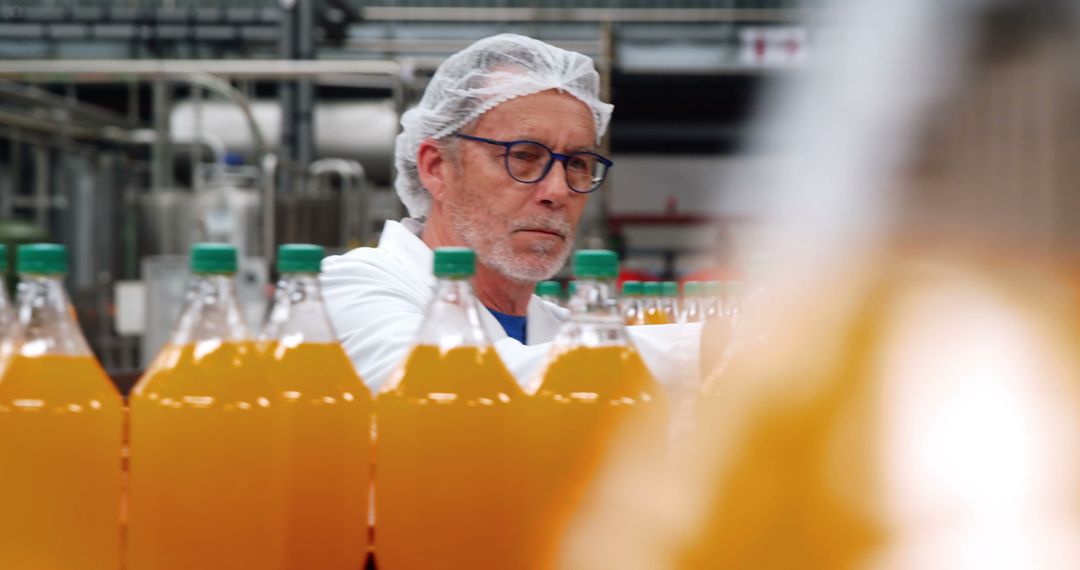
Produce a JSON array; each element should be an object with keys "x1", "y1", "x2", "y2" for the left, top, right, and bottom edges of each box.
[{"x1": 487, "y1": 308, "x2": 528, "y2": 344}]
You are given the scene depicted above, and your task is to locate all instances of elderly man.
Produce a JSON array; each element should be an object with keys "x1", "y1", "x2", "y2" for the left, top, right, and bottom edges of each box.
[{"x1": 322, "y1": 33, "x2": 699, "y2": 390}]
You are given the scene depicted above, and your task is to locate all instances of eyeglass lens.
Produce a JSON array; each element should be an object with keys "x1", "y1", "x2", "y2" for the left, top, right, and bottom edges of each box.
[{"x1": 506, "y1": 141, "x2": 607, "y2": 192}]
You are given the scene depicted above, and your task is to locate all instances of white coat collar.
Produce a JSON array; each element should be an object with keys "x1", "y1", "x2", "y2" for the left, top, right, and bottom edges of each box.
[{"x1": 378, "y1": 218, "x2": 567, "y2": 345}]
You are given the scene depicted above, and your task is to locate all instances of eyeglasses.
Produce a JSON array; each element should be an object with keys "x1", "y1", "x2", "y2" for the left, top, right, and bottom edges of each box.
[{"x1": 452, "y1": 133, "x2": 613, "y2": 194}]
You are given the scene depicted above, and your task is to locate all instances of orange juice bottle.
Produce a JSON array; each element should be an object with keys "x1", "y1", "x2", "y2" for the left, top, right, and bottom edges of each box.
[
  {"x1": 376, "y1": 247, "x2": 527, "y2": 569},
  {"x1": 642, "y1": 281, "x2": 668, "y2": 324},
  {"x1": 681, "y1": 281, "x2": 705, "y2": 323},
  {"x1": 661, "y1": 281, "x2": 681, "y2": 323},
  {"x1": 536, "y1": 280, "x2": 564, "y2": 307},
  {"x1": 0, "y1": 243, "x2": 123, "y2": 569},
  {"x1": 524, "y1": 250, "x2": 668, "y2": 568},
  {"x1": 620, "y1": 280, "x2": 645, "y2": 325},
  {"x1": 126, "y1": 243, "x2": 286, "y2": 570},
  {"x1": 259, "y1": 244, "x2": 372, "y2": 570}
]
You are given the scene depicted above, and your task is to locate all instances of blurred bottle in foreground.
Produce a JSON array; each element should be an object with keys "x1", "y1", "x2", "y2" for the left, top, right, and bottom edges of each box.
[{"x1": 564, "y1": 1, "x2": 1080, "y2": 568}]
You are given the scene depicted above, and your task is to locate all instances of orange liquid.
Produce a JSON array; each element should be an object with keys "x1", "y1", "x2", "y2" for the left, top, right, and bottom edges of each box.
[
  {"x1": 623, "y1": 302, "x2": 644, "y2": 326},
  {"x1": 126, "y1": 341, "x2": 287, "y2": 570},
  {"x1": 375, "y1": 345, "x2": 527, "y2": 570},
  {"x1": 524, "y1": 345, "x2": 668, "y2": 568},
  {"x1": 644, "y1": 305, "x2": 669, "y2": 325},
  {"x1": 0, "y1": 355, "x2": 124, "y2": 570},
  {"x1": 263, "y1": 341, "x2": 373, "y2": 570}
]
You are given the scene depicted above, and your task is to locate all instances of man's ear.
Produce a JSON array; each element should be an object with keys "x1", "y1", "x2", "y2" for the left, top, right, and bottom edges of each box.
[{"x1": 417, "y1": 138, "x2": 451, "y2": 202}]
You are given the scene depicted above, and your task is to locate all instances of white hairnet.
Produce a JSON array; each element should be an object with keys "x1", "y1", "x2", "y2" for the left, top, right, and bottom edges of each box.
[{"x1": 394, "y1": 33, "x2": 614, "y2": 219}]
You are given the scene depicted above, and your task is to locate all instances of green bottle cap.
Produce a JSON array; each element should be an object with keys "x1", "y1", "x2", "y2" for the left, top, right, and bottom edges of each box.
[
  {"x1": 661, "y1": 281, "x2": 679, "y2": 298},
  {"x1": 17, "y1": 243, "x2": 67, "y2": 275},
  {"x1": 705, "y1": 280, "x2": 723, "y2": 297},
  {"x1": 642, "y1": 281, "x2": 661, "y2": 296},
  {"x1": 191, "y1": 243, "x2": 238, "y2": 274},
  {"x1": 684, "y1": 281, "x2": 702, "y2": 297},
  {"x1": 621, "y1": 280, "x2": 642, "y2": 297},
  {"x1": 573, "y1": 249, "x2": 619, "y2": 279},
  {"x1": 536, "y1": 280, "x2": 562, "y2": 298},
  {"x1": 277, "y1": 243, "x2": 324, "y2": 274},
  {"x1": 433, "y1": 247, "x2": 475, "y2": 277},
  {"x1": 567, "y1": 281, "x2": 578, "y2": 297},
  {"x1": 0, "y1": 244, "x2": 7, "y2": 273}
]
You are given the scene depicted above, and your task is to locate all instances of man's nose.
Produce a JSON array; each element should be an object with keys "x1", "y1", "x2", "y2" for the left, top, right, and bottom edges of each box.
[{"x1": 533, "y1": 161, "x2": 573, "y2": 209}]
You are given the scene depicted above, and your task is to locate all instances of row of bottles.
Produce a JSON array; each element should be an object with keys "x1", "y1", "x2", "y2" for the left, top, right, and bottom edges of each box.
[
  {"x1": 127, "y1": 243, "x2": 371, "y2": 569},
  {"x1": 378, "y1": 248, "x2": 668, "y2": 569},
  {"x1": 0, "y1": 244, "x2": 126, "y2": 569},
  {"x1": 0, "y1": 242, "x2": 667, "y2": 569},
  {"x1": 623, "y1": 280, "x2": 745, "y2": 326},
  {"x1": 538, "y1": 278, "x2": 746, "y2": 326},
  {"x1": 0, "y1": 242, "x2": 369, "y2": 570}
]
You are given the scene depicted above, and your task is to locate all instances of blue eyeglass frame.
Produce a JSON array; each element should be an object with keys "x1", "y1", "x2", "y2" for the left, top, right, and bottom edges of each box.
[{"x1": 452, "y1": 133, "x2": 614, "y2": 194}]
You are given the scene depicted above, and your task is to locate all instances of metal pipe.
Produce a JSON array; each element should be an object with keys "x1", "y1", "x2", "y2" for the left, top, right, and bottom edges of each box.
[
  {"x1": 339, "y1": 38, "x2": 602, "y2": 56},
  {"x1": 32, "y1": 146, "x2": 49, "y2": 227},
  {"x1": 4, "y1": 128, "x2": 20, "y2": 217},
  {"x1": 191, "y1": 85, "x2": 203, "y2": 191},
  {"x1": 0, "y1": 108, "x2": 140, "y2": 144},
  {"x1": 308, "y1": 158, "x2": 368, "y2": 248},
  {"x1": 261, "y1": 152, "x2": 278, "y2": 261},
  {"x1": 151, "y1": 80, "x2": 173, "y2": 191},
  {"x1": 0, "y1": 123, "x2": 99, "y2": 156},
  {"x1": 0, "y1": 80, "x2": 136, "y2": 128},
  {"x1": 358, "y1": 7, "x2": 809, "y2": 23},
  {"x1": 0, "y1": 59, "x2": 401, "y2": 81}
]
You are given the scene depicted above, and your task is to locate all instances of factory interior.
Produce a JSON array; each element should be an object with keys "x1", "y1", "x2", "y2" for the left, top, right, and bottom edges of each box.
[
  {"x1": 0, "y1": 1, "x2": 805, "y2": 381},
  {"x1": 4, "y1": 1, "x2": 1080, "y2": 569}
]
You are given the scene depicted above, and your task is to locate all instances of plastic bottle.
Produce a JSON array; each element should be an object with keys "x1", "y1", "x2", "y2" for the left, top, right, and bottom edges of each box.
[
  {"x1": 642, "y1": 281, "x2": 668, "y2": 324},
  {"x1": 661, "y1": 281, "x2": 681, "y2": 323},
  {"x1": 260, "y1": 244, "x2": 373, "y2": 570},
  {"x1": 524, "y1": 250, "x2": 669, "y2": 568},
  {"x1": 535, "y1": 280, "x2": 564, "y2": 307},
  {"x1": 0, "y1": 243, "x2": 124, "y2": 568},
  {"x1": 703, "y1": 281, "x2": 724, "y2": 321},
  {"x1": 620, "y1": 280, "x2": 644, "y2": 326},
  {"x1": 376, "y1": 247, "x2": 527, "y2": 569},
  {"x1": 681, "y1": 281, "x2": 705, "y2": 323},
  {"x1": 126, "y1": 243, "x2": 286, "y2": 570},
  {"x1": 0, "y1": 244, "x2": 16, "y2": 367}
]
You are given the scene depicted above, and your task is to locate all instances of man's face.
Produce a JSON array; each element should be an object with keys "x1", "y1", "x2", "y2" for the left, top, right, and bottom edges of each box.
[{"x1": 440, "y1": 90, "x2": 597, "y2": 282}]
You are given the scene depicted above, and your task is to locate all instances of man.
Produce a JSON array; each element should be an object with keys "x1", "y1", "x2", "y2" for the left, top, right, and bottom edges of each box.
[{"x1": 322, "y1": 33, "x2": 699, "y2": 390}]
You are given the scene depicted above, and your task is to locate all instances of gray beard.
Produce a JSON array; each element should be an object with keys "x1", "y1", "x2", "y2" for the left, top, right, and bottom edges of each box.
[{"x1": 446, "y1": 201, "x2": 574, "y2": 283}]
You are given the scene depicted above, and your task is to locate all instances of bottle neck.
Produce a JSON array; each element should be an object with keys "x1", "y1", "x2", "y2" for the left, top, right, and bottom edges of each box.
[
  {"x1": 414, "y1": 276, "x2": 490, "y2": 349},
  {"x1": 173, "y1": 274, "x2": 248, "y2": 344},
  {"x1": 260, "y1": 273, "x2": 336, "y2": 344},
  {"x1": 568, "y1": 278, "x2": 620, "y2": 319},
  {"x1": 14, "y1": 274, "x2": 92, "y2": 357},
  {"x1": 0, "y1": 285, "x2": 13, "y2": 335},
  {"x1": 556, "y1": 278, "x2": 631, "y2": 348}
]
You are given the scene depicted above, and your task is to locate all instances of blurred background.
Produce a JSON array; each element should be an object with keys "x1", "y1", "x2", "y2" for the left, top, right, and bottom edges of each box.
[{"x1": 0, "y1": 0, "x2": 816, "y2": 381}]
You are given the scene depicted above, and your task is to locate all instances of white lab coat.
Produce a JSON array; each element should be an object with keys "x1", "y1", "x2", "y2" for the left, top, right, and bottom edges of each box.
[{"x1": 321, "y1": 219, "x2": 701, "y2": 393}]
